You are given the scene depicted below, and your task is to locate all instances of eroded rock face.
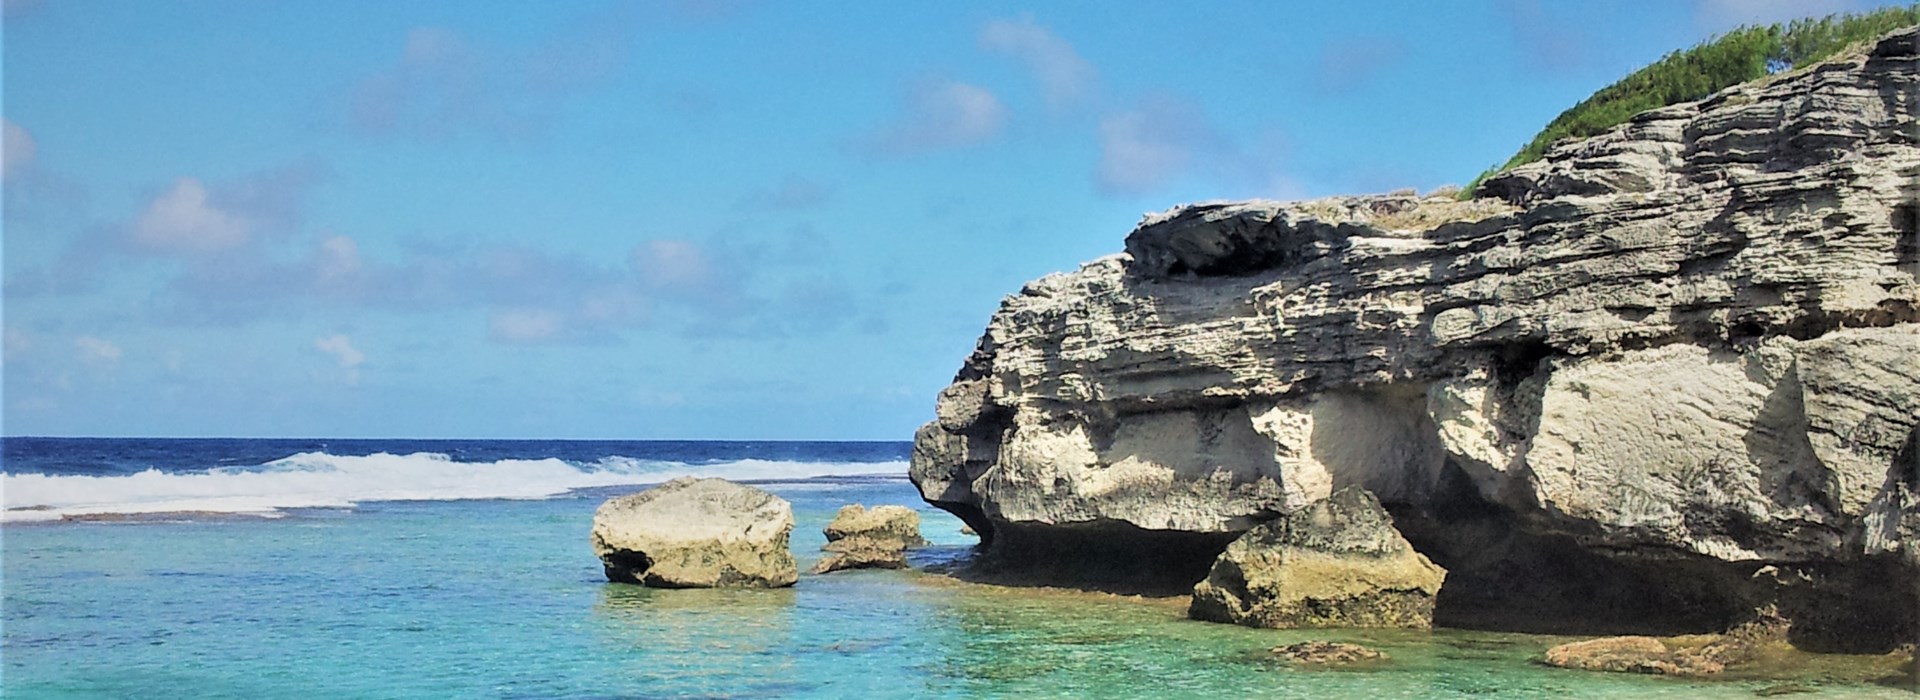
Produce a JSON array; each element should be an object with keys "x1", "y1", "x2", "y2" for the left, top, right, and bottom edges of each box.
[
  {"x1": 1190, "y1": 487, "x2": 1446, "y2": 628},
  {"x1": 912, "y1": 27, "x2": 1920, "y2": 648},
  {"x1": 812, "y1": 504, "x2": 928, "y2": 574},
  {"x1": 591, "y1": 477, "x2": 798, "y2": 588}
]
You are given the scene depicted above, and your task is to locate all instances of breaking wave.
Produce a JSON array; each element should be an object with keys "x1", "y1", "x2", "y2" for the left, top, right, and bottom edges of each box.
[{"x1": 1, "y1": 451, "x2": 904, "y2": 522}]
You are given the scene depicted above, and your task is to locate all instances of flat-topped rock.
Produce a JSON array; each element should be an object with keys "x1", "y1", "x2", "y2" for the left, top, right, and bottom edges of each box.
[{"x1": 591, "y1": 477, "x2": 798, "y2": 588}]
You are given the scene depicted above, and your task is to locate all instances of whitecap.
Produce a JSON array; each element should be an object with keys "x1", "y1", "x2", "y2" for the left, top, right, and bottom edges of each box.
[{"x1": 1, "y1": 451, "x2": 905, "y2": 522}]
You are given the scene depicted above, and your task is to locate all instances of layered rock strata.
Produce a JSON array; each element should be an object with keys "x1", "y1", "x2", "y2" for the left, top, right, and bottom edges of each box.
[
  {"x1": 591, "y1": 477, "x2": 799, "y2": 588},
  {"x1": 812, "y1": 504, "x2": 928, "y2": 573},
  {"x1": 912, "y1": 28, "x2": 1920, "y2": 648},
  {"x1": 1190, "y1": 487, "x2": 1446, "y2": 628}
]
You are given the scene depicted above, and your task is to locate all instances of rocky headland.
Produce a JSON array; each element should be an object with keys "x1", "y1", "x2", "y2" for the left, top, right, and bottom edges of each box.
[{"x1": 912, "y1": 27, "x2": 1919, "y2": 651}]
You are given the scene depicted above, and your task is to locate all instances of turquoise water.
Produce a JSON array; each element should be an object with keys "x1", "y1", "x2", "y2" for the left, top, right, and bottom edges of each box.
[{"x1": 5, "y1": 476, "x2": 1911, "y2": 698}]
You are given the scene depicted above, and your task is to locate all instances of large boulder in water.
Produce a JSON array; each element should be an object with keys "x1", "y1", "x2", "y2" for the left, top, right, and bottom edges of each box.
[
  {"x1": 591, "y1": 477, "x2": 798, "y2": 588},
  {"x1": 812, "y1": 504, "x2": 928, "y2": 574},
  {"x1": 1190, "y1": 487, "x2": 1445, "y2": 628}
]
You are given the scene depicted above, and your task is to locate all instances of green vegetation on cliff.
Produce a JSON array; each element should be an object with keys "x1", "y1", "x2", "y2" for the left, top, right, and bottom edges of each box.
[{"x1": 1465, "y1": 5, "x2": 1920, "y2": 197}]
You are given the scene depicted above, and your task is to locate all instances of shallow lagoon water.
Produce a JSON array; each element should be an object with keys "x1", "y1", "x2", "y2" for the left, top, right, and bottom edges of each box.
[{"x1": 5, "y1": 476, "x2": 1913, "y2": 698}]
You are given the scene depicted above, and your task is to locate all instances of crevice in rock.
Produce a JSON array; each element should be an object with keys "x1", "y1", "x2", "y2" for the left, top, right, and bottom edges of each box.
[
  {"x1": 949, "y1": 520, "x2": 1240, "y2": 597},
  {"x1": 601, "y1": 550, "x2": 653, "y2": 585},
  {"x1": 1492, "y1": 340, "x2": 1554, "y2": 390}
]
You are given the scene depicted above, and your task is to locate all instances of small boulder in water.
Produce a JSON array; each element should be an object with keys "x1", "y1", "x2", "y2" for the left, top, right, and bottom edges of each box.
[
  {"x1": 1190, "y1": 487, "x2": 1446, "y2": 629},
  {"x1": 812, "y1": 504, "x2": 928, "y2": 574},
  {"x1": 591, "y1": 477, "x2": 798, "y2": 588},
  {"x1": 1271, "y1": 641, "x2": 1387, "y2": 666}
]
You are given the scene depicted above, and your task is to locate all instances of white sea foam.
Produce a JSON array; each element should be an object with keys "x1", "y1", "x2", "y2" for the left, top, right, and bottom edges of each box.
[{"x1": 0, "y1": 452, "x2": 905, "y2": 523}]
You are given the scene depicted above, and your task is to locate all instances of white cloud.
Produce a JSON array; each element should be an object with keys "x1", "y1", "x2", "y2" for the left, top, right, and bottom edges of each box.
[
  {"x1": 3, "y1": 119, "x2": 35, "y2": 181},
  {"x1": 863, "y1": 78, "x2": 1008, "y2": 155},
  {"x1": 315, "y1": 334, "x2": 365, "y2": 368},
  {"x1": 1693, "y1": 0, "x2": 1861, "y2": 32},
  {"x1": 74, "y1": 335, "x2": 122, "y2": 368},
  {"x1": 314, "y1": 334, "x2": 365, "y2": 384},
  {"x1": 132, "y1": 178, "x2": 253, "y2": 252},
  {"x1": 488, "y1": 308, "x2": 565, "y2": 343},
  {"x1": 979, "y1": 15, "x2": 1096, "y2": 110},
  {"x1": 632, "y1": 239, "x2": 717, "y2": 293}
]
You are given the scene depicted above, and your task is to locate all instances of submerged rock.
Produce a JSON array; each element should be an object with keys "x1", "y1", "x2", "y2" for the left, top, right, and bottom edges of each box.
[
  {"x1": 591, "y1": 477, "x2": 798, "y2": 588},
  {"x1": 812, "y1": 504, "x2": 928, "y2": 574},
  {"x1": 1190, "y1": 487, "x2": 1446, "y2": 629},
  {"x1": 1271, "y1": 641, "x2": 1387, "y2": 666},
  {"x1": 911, "y1": 26, "x2": 1920, "y2": 649}
]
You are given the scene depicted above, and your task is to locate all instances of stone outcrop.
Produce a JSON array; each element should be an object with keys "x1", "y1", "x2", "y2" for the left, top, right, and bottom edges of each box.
[
  {"x1": 1542, "y1": 613, "x2": 1791, "y2": 677},
  {"x1": 812, "y1": 504, "x2": 928, "y2": 573},
  {"x1": 1190, "y1": 487, "x2": 1446, "y2": 628},
  {"x1": 591, "y1": 477, "x2": 798, "y2": 588},
  {"x1": 1271, "y1": 641, "x2": 1387, "y2": 666},
  {"x1": 912, "y1": 27, "x2": 1920, "y2": 648}
]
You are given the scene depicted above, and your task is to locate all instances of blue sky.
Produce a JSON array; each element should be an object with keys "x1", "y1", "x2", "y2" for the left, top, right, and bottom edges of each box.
[{"x1": 2, "y1": 0, "x2": 1904, "y2": 439}]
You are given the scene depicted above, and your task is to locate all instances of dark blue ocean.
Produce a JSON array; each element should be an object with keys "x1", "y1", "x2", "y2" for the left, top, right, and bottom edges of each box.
[{"x1": 2, "y1": 438, "x2": 1906, "y2": 698}]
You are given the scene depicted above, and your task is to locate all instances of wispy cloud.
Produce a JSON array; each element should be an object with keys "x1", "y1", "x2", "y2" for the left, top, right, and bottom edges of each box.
[
  {"x1": 346, "y1": 8, "x2": 639, "y2": 140},
  {"x1": 2, "y1": 119, "x2": 92, "y2": 229},
  {"x1": 859, "y1": 78, "x2": 1008, "y2": 156},
  {"x1": 2, "y1": 119, "x2": 35, "y2": 181},
  {"x1": 74, "y1": 335, "x2": 122, "y2": 369},
  {"x1": 1096, "y1": 98, "x2": 1220, "y2": 195},
  {"x1": 979, "y1": 14, "x2": 1096, "y2": 110},
  {"x1": 313, "y1": 333, "x2": 365, "y2": 384},
  {"x1": 1095, "y1": 96, "x2": 1301, "y2": 200},
  {"x1": 1314, "y1": 37, "x2": 1408, "y2": 93},
  {"x1": 738, "y1": 176, "x2": 833, "y2": 211}
]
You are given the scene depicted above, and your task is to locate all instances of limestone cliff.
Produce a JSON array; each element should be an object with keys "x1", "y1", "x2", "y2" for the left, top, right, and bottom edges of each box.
[{"x1": 912, "y1": 27, "x2": 1919, "y2": 649}]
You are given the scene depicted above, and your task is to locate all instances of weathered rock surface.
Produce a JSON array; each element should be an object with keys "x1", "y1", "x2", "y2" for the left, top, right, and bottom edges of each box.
[
  {"x1": 591, "y1": 477, "x2": 798, "y2": 588},
  {"x1": 1190, "y1": 487, "x2": 1446, "y2": 628},
  {"x1": 1542, "y1": 614, "x2": 1791, "y2": 677},
  {"x1": 912, "y1": 27, "x2": 1920, "y2": 648},
  {"x1": 812, "y1": 504, "x2": 928, "y2": 574},
  {"x1": 1271, "y1": 641, "x2": 1387, "y2": 666}
]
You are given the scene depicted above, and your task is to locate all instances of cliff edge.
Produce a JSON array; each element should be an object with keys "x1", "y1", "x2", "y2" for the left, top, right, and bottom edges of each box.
[{"x1": 912, "y1": 27, "x2": 1919, "y2": 650}]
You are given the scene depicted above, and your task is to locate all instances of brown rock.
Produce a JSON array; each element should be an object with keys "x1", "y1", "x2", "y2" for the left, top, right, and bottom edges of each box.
[
  {"x1": 1271, "y1": 641, "x2": 1387, "y2": 666},
  {"x1": 811, "y1": 504, "x2": 927, "y2": 574}
]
